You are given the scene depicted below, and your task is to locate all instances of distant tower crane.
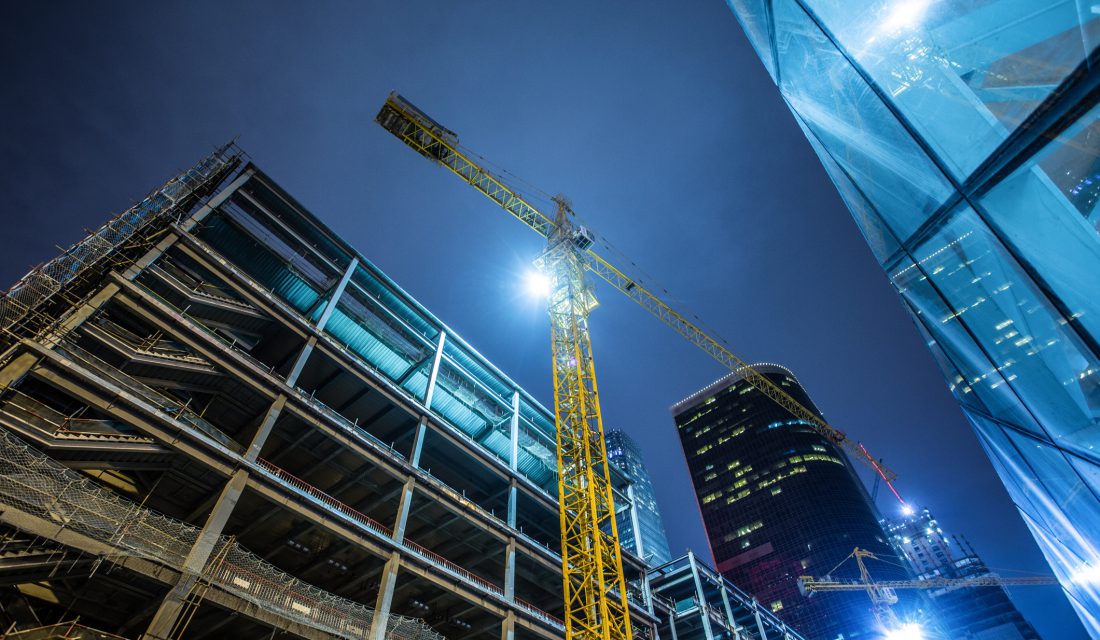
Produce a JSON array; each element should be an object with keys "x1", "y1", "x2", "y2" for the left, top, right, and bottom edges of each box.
[
  {"x1": 375, "y1": 92, "x2": 904, "y2": 640},
  {"x1": 799, "y1": 547, "x2": 1057, "y2": 634}
]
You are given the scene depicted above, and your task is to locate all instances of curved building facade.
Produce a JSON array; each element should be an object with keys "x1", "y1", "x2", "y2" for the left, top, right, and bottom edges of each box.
[
  {"x1": 719, "y1": 2, "x2": 1100, "y2": 635},
  {"x1": 672, "y1": 364, "x2": 917, "y2": 639}
]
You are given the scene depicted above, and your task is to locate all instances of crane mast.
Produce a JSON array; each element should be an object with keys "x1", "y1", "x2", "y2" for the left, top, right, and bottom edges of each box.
[
  {"x1": 543, "y1": 196, "x2": 633, "y2": 640},
  {"x1": 375, "y1": 91, "x2": 905, "y2": 640}
]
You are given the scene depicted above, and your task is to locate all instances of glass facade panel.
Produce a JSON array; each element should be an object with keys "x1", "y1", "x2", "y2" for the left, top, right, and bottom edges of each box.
[
  {"x1": 773, "y1": 0, "x2": 954, "y2": 240},
  {"x1": 979, "y1": 101, "x2": 1100, "y2": 340},
  {"x1": 811, "y1": 0, "x2": 1096, "y2": 180},
  {"x1": 910, "y1": 205, "x2": 1100, "y2": 456},
  {"x1": 722, "y1": 0, "x2": 1100, "y2": 635},
  {"x1": 892, "y1": 255, "x2": 1045, "y2": 434}
]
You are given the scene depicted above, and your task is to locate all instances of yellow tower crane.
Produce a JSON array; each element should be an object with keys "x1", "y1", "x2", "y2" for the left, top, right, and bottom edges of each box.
[{"x1": 375, "y1": 92, "x2": 901, "y2": 640}]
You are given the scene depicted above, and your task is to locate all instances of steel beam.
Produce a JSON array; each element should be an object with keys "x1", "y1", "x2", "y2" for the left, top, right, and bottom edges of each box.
[{"x1": 424, "y1": 331, "x2": 446, "y2": 409}]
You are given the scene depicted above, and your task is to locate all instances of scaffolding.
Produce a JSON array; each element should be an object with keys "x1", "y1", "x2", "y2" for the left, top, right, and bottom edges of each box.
[
  {"x1": 0, "y1": 429, "x2": 444, "y2": 640},
  {"x1": 0, "y1": 143, "x2": 243, "y2": 343},
  {"x1": 2, "y1": 620, "x2": 129, "y2": 640}
]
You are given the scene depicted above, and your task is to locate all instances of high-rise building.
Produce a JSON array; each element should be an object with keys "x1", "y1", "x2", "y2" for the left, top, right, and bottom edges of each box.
[
  {"x1": 719, "y1": 2, "x2": 1100, "y2": 635},
  {"x1": 606, "y1": 429, "x2": 673, "y2": 567},
  {"x1": 672, "y1": 364, "x2": 919, "y2": 639},
  {"x1": 884, "y1": 507, "x2": 1042, "y2": 639},
  {"x1": 0, "y1": 145, "x2": 667, "y2": 639}
]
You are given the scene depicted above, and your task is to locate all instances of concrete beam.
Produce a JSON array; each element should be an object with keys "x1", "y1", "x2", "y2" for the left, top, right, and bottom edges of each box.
[{"x1": 0, "y1": 350, "x2": 40, "y2": 392}]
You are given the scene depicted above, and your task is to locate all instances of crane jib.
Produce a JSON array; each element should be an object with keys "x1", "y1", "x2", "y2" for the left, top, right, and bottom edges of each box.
[{"x1": 376, "y1": 89, "x2": 899, "y2": 483}]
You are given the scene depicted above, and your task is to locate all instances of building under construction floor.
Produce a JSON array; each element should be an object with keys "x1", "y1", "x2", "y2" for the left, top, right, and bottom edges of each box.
[{"x1": 0, "y1": 145, "x2": 801, "y2": 640}]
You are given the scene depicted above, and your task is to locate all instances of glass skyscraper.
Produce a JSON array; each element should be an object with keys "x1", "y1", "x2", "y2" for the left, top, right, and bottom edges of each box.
[
  {"x1": 672, "y1": 364, "x2": 920, "y2": 639},
  {"x1": 605, "y1": 429, "x2": 673, "y2": 566},
  {"x1": 720, "y1": 1, "x2": 1100, "y2": 635}
]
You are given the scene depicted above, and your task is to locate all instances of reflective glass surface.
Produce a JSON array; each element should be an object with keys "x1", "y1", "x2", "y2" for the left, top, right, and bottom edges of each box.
[{"x1": 723, "y1": 0, "x2": 1100, "y2": 635}]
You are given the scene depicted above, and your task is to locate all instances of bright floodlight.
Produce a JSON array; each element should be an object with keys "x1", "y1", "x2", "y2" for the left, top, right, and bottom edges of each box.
[
  {"x1": 524, "y1": 270, "x2": 552, "y2": 298},
  {"x1": 901, "y1": 504, "x2": 915, "y2": 516},
  {"x1": 884, "y1": 623, "x2": 923, "y2": 640}
]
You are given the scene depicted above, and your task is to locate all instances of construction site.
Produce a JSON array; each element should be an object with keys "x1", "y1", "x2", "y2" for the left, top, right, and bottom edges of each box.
[{"x1": 0, "y1": 137, "x2": 804, "y2": 640}]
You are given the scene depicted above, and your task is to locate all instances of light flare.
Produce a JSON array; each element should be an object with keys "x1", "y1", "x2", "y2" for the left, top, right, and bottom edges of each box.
[
  {"x1": 884, "y1": 622, "x2": 924, "y2": 640},
  {"x1": 523, "y1": 269, "x2": 552, "y2": 298}
]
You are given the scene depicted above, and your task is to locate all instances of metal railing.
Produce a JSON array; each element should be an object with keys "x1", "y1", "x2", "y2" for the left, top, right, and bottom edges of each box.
[
  {"x1": 2, "y1": 620, "x2": 129, "y2": 640},
  {"x1": 256, "y1": 458, "x2": 565, "y2": 630},
  {"x1": 0, "y1": 430, "x2": 442, "y2": 640}
]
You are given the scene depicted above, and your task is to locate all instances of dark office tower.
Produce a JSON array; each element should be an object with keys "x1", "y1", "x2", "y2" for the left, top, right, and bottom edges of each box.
[
  {"x1": 0, "y1": 146, "x2": 664, "y2": 640},
  {"x1": 672, "y1": 364, "x2": 917, "y2": 640},
  {"x1": 606, "y1": 429, "x2": 673, "y2": 567},
  {"x1": 721, "y1": 2, "x2": 1100, "y2": 635},
  {"x1": 885, "y1": 507, "x2": 1042, "y2": 639}
]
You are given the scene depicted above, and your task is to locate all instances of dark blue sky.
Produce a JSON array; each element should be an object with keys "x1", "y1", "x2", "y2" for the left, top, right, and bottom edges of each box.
[{"x1": 1, "y1": 2, "x2": 1084, "y2": 638}]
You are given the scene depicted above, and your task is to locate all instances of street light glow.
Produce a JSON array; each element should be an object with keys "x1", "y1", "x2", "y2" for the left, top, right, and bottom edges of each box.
[
  {"x1": 884, "y1": 623, "x2": 923, "y2": 640},
  {"x1": 524, "y1": 270, "x2": 552, "y2": 298}
]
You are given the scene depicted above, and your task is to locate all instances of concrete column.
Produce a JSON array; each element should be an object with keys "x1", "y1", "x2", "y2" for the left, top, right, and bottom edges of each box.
[
  {"x1": 368, "y1": 552, "x2": 402, "y2": 640},
  {"x1": 509, "y1": 391, "x2": 520, "y2": 470},
  {"x1": 409, "y1": 418, "x2": 428, "y2": 468},
  {"x1": 500, "y1": 611, "x2": 516, "y2": 640},
  {"x1": 244, "y1": 395, "x2": 287, "y2": 462},
  {"x1": 506, "y1": 481, "x2": 518, "y2": 529},
  {"x1": 504, "y1": 537, "x2": 517, "y2": 601},
  {"x1": 142, "y1": 469, "x2": 248, "y2": 640},
  {"x1": 507, "y1": 391, "x2": 519, "y2": 530},
  {"x1": 285, "y1": 337, "x2": 317, "y2": 388},
  {"x1": 423, "y1": 331, "x2": 447, "y2": 409},
  {"x1": 392, "y1": 477, "x2": 416, "y2": 542}
]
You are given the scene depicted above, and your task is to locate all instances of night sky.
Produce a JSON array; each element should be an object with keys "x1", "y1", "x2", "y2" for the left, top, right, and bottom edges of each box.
[{"x1": 1, "y1": 3, "x2": 1085, "y2": 638}]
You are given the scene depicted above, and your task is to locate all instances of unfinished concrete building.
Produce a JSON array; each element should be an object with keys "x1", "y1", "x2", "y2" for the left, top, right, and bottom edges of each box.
[{"x1": 0, "y1": 145, "x2": 800, "y2": 640}]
